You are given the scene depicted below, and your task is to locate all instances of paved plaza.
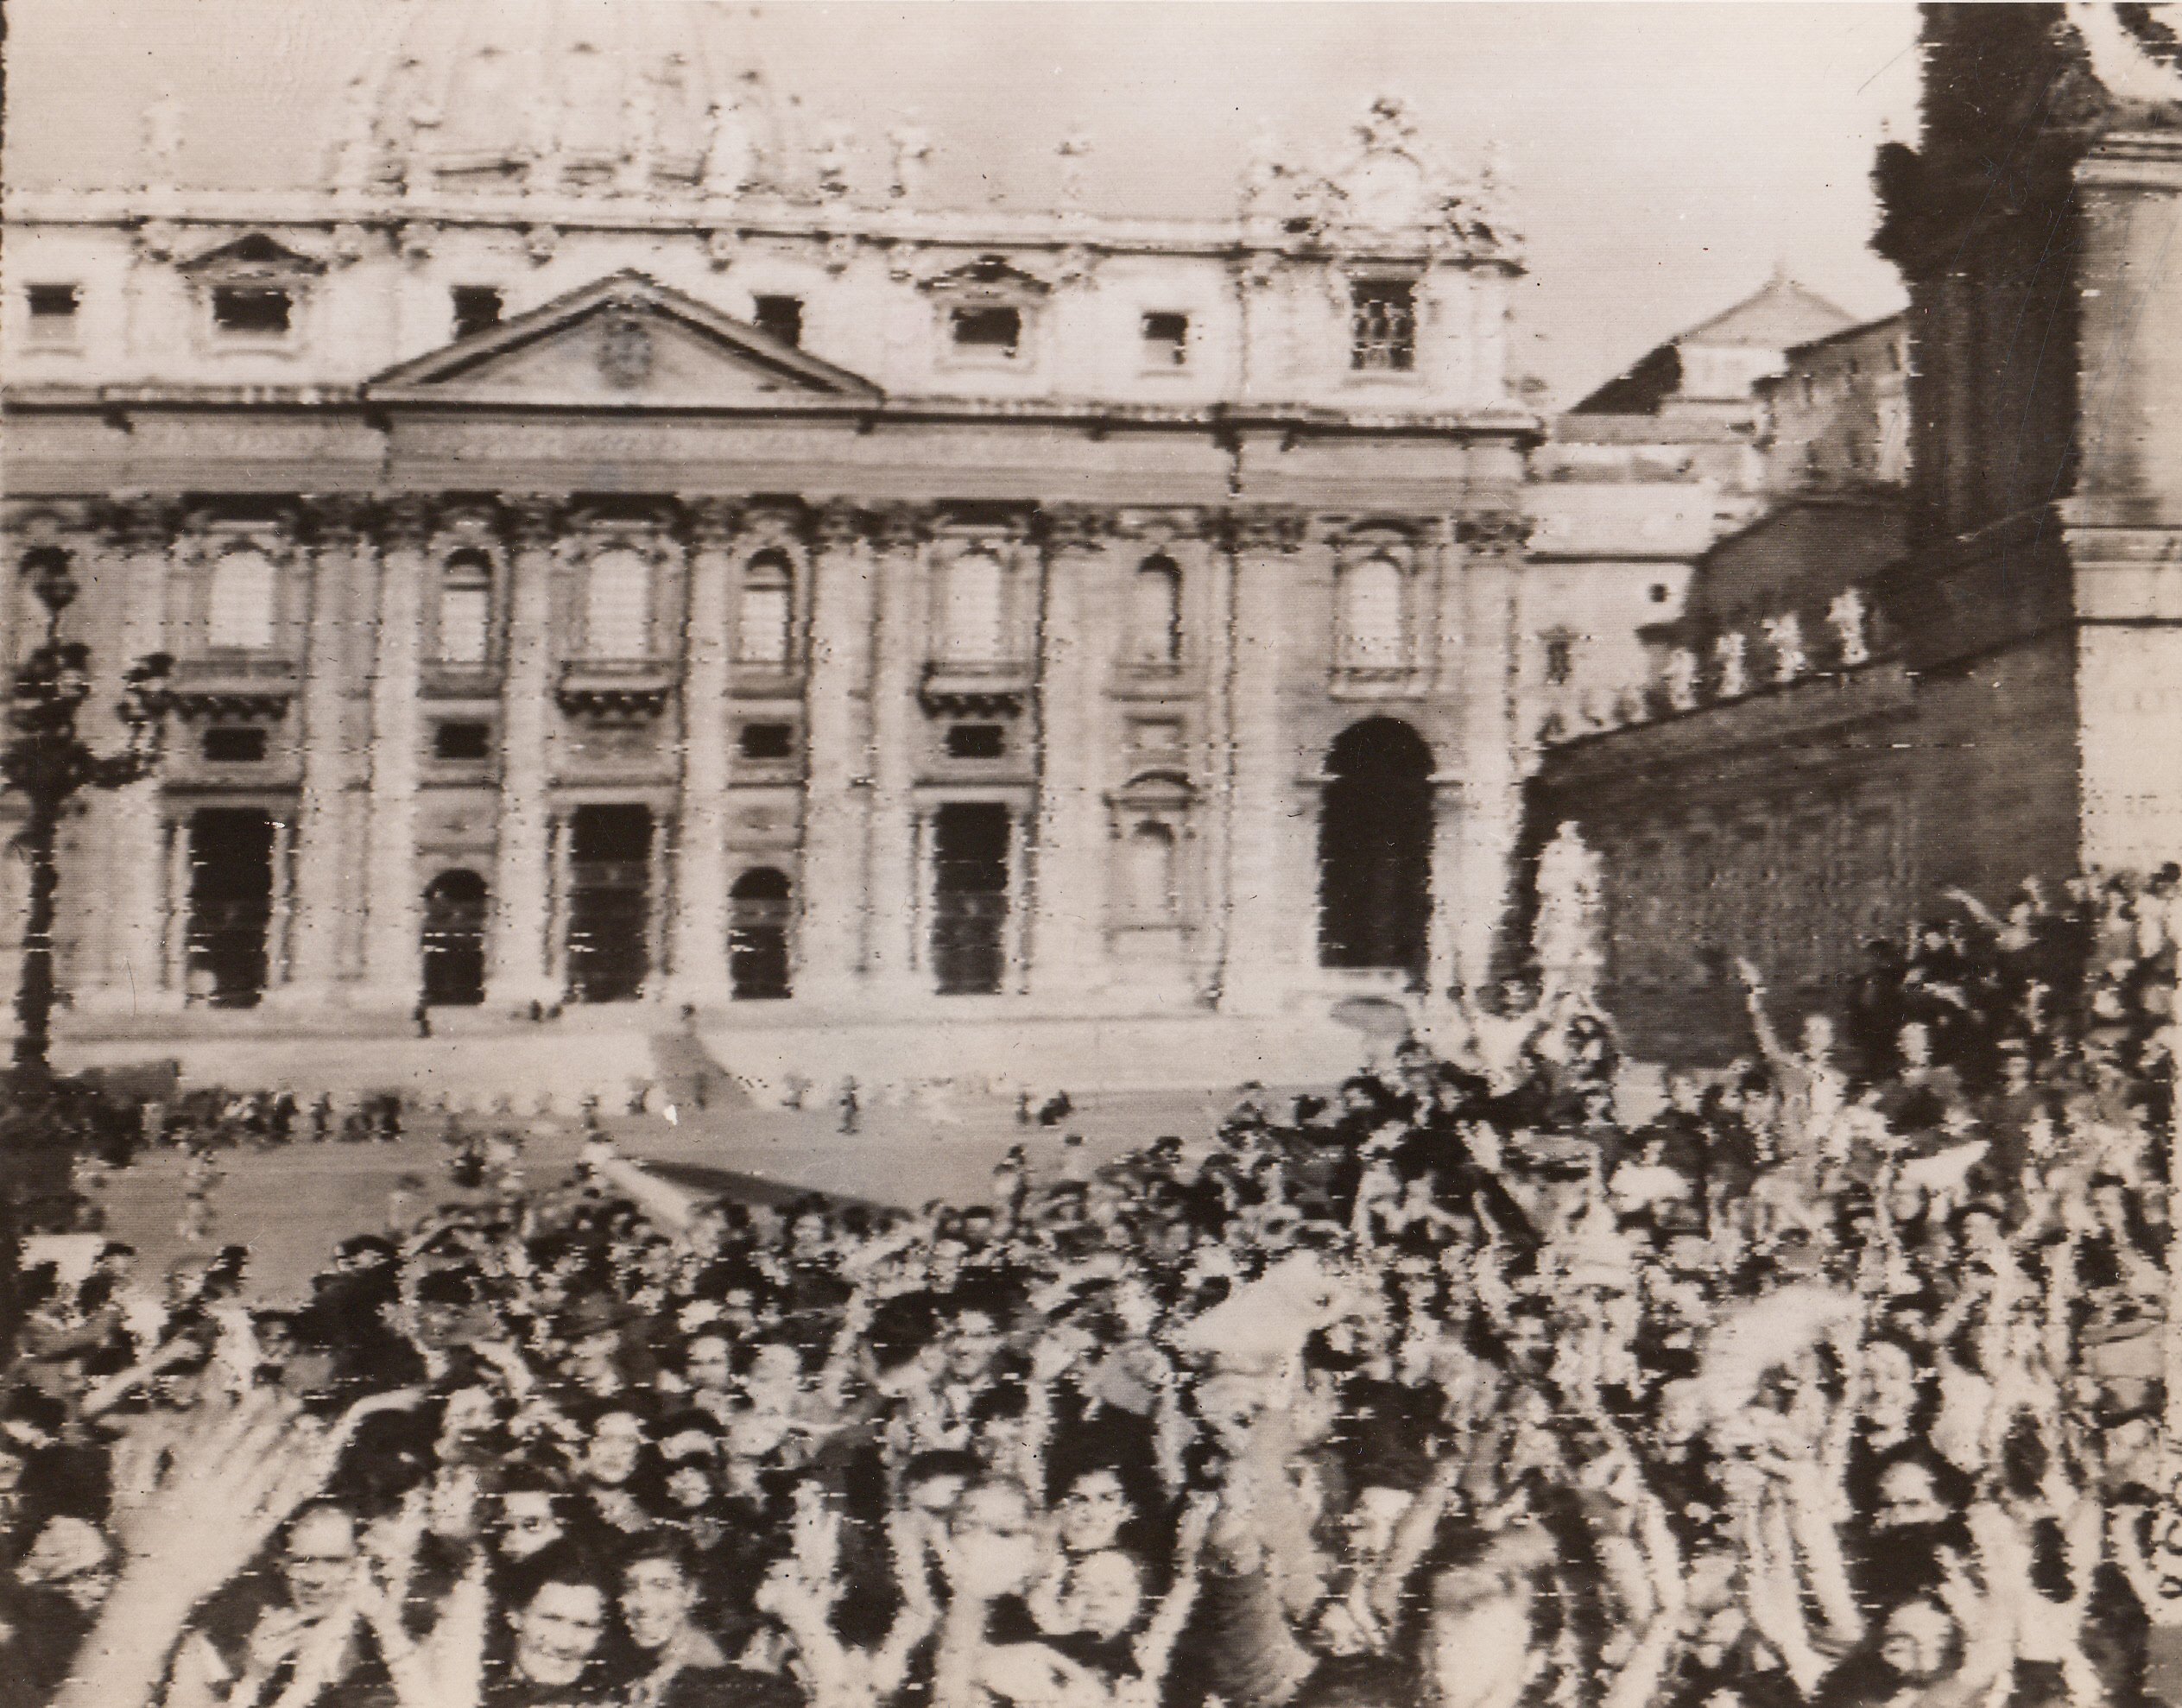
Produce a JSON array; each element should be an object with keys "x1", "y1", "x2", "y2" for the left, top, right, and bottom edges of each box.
[{"x1": 71, "y1": 1075, "x2": 1296, "y2": 1305}]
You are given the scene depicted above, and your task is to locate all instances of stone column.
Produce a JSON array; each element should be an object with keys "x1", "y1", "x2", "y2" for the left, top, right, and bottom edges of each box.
[
  {"x1": 356, "y1": 497, "x2": 430, "y2": 1010},
  {"x1": 797, "y1": 503, "x2": 877, "y2": 1003},
  {"x1": 1216, "y1": 507, "x2": 1306, "y2": 1015},
  {"x1": 270, "y1": 497, "x2": 370, "y2": 1009},
  {"x1": 79, "y1": 499, "x2": 180, "y2": 1015},
  {"x1": 491, "y1": 497, "x2": 564, "y2": 1009},
  {"x1": 268, "y1": 814, "x2": 298, "y2": 991},
  {"x1": 1028, "y1": 505, "x2": 1109, "y2": 1000},
  {"x1": 667, "y1": 499, "x2": 738, "y2": 1007},
  {"x1": 864, "y1": 504, "x2": 931, "y2": 1000},
  {"x1": 1449, "y1": 509, "x2": 1530, "y2": 997},
  {"x1": 162, "y1": 816, "x2": 191, "y2": 996}
]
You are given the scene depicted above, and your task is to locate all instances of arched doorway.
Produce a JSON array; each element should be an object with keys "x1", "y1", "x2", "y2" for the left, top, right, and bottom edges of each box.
[
  {"x1": 729, "y1": 867, "x2": 793, "y2": 1001},
  {"x1": 186, "y1": 808, "x2": 275, "y2": 1007},
  {"x1": 1317, "y1": 718, "x2": 1434, "y2": 984},
  {"x1": 421, "y1": 870, "x2": 489, "y2": 1006}
]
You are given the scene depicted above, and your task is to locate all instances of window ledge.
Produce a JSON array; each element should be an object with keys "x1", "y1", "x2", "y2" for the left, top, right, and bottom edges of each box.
[{"x1": 1328, "y1": 665, "x2": 1428, "y2": 699}]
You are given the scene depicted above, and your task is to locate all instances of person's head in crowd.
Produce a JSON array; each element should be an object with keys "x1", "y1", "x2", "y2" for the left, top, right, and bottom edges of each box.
[
  {"x1": 902, "y1": 1449, "x2": 983, "y2": 1521},
  {"x1": 14, "y1": 1515, "x2": 116, "y2": 1612},
  {"x1": 415, "y1": 1266, "x2": 499, "y2": 1351},
  {"x1": 1053, "y1": 1467, "x2": 1135, "y2": 1557},
  {"x1": 617, "y1": 1529, "x2": 708, "y2": 1656},
  {"x1": 575, "y1": 1402, "x2": 648, "y2": 1490},
  {"x1": 334, "y1": 1234, "x2": 397, "y2": 1275},
  {"x1": 946, "y1": 1477, "x2": 1046, "y2": 1600},
  {"x1": 278, "y1": 1501, "x2": 364, "y2": 1621},
  {"x1": 677, "y1": 1332, "x2": 734, "y2": 1399},
  {"x1": 504, "y1": 1547, "x2": 617, "y2": 1689},
  {"x1": 1872, "y1": 1457, "x2": 1961, "y2": 1534},
  {"x1": 435, "y1": 1384, "x2": 508, "y2": 1462},
  {"x1": 491, "y1": 1464, "x2": 572, "y2": 1563},
  {"x1": 1064, "y1": 1548, "x2": 1146, "y2": 1642},
  {"x1": 652, "y1": 1409, "x2": 725, "y2": 1513},
  {"x1": 1876, "y1": 1597, "x2": 1965, "y2": 1692}
]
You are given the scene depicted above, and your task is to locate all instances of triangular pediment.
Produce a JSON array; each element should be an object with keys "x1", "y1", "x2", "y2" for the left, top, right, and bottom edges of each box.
[
  {"x1": 917, "y1": 254, "x2": 1053, "y2": 298},
  {"x1": 365, "y1": 271, "x2": 882, "y2": 406},
  {"x1": 177, "y1": 231, "x2": 329, "y2": 278}
]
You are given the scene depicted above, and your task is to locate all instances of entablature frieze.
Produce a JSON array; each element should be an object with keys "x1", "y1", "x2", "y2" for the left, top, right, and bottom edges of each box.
[{"x1": 1219, "y1": 505, "x2": 1311, "y2": 554}]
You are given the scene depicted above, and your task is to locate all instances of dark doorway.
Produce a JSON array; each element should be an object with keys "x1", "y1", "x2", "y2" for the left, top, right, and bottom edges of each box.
[
  {"x1": 566, "y1": 805, "x2": 653, "y2": 1003},
  {"x1": 421, "y1": 870, "x2": 489, "y2": 1006},
  {"x1": 730, "y1": 867, "x2": 794, "y2": 1001},
  {"x1": 931, "y1": 803, "x2": 1010, "y2": 996},
  {"x1": 187, "y1": 808, "x2": 275, "y2": 1007},
  {"x1": 1317, "y1": 718, "x2": 1434, "y2": 983}
]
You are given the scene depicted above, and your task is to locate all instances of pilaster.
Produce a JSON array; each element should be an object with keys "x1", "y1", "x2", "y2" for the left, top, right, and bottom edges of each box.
[
  {"x1": 1216, "y1": 505, "x2": 1306, "y2": 1015},
  {"x1": 1028, "y1": 504, "x2": 1110, "y2": 998},
  {"x1": 865, "y1": 503, "x2": 933, "y2": 999},
  {"x1": 795, "y1": 503, "x2": 876, "y2": 1002},
  {"x1": 77, "y1": 499, "x2": 183, "y2": 1016},
  {"x1": 667, "y1": 498, "x2": 739, "y2": 1008},
  {"x1": 1449, "y1": 509, "x2": 1530, "y2": 996},
  {"x1": 355, "y1": 497, "x2": 431, "y2": 1009},
  {"x1": 491, "y1": 497, "x2": 565, "y2": 1009},
  {"x1": 269, "y1": 497, "x2": 371, "y2": 1008}
]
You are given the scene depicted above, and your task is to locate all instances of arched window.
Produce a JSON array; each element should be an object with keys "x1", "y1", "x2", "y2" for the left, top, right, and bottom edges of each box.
[
  {"x1": 1125, "y1": 820, "x2": 1180, "y2": 919},
  {"x1": 1129, "y1": 555, "x2": 1182, "y2": 664},
  {"x1": 437, "y1": 548, "x2": 492, "y2": 664},
  {"x1": 939, "y1": 553, "x2": 1005, "y2": 665},
  {"x1": 206, "y1": 549, "x2": 278, "y2": 651},
  {"x1": 1337, "y1": 554, "x2": 1407, "y2": 667},
  {"x1": 585, "y1": 547, "x2": 652, "y2": 661},
  {"x1": 737, "y1": 550, "x2": 794, "y2": 666}
]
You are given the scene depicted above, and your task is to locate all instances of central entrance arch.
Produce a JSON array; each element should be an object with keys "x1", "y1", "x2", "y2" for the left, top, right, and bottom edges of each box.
[{"x1": 1317, "y1": 718, "x2": 1434, "y2": 984}]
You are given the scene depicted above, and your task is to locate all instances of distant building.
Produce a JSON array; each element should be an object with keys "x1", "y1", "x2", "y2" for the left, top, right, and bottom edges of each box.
[
  {"x1": 0, "y1": 4, "x2": 1542, "y2": 1041},
  {"x1": 1529, "y1": 3, "x2": 2182, "y2": 1063},
  {"x1": 1522, "y1": 273, "x2": 1861, "y2": 750}
]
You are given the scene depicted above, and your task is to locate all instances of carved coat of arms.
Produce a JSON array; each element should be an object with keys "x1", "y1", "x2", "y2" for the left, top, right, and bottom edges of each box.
[{"x1": 598, "y1": 313, "x2": 655, "y2": 389}]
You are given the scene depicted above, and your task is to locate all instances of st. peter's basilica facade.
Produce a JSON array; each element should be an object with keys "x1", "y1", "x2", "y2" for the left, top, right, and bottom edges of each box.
[{"x1": 1, "y1": 3, "x2": 1540, "y2": 1034}]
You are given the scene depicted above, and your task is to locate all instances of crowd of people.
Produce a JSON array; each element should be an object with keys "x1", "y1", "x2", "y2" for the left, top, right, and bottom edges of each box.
[{"x1": 0, "y1": 866, "x2": 2176, "y2": 1708}]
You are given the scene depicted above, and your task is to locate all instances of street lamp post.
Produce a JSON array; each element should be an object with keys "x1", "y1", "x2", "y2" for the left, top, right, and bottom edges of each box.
[{"x1": 2, "y1": 547, "x2": 171, "y2": 1096}]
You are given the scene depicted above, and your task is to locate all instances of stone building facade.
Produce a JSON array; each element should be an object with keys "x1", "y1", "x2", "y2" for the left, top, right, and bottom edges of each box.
[
  {"x1": 1529, "y1": 3, "x2": 2182, "y2": 1063},
  {"x1": 1, "y1": 11, "x2": 1540, "y2": 1038}
]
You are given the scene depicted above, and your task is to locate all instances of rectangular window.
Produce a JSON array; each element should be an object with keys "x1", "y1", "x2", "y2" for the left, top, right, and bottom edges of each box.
[
  {"x1": 1542, "y1": 636, "x2": 1575, "y2": 686},
  {"x1": 433, "y1": 721, "x2": 493, "y2": 762},
  {"x1": 1141, "y1": 312, "x2": 1189, "y2": 368},
  {"x1": 1348, "y1": 281, "x2": 1414, "y2": 372},
  {"x1": 946, "y1": 724, "x2": 1006, "y2": 759},
  {"x1": 26, "y1": 285, "x2": 78, "y2": 322},
  {"x1": 201, "y1": 726, "x2": 269, "y2": 763},
  {"x1": 950, "y1": 306, "x2": 1021, "y2": 357},
  {"x1": 212, "y1": 287, "x2": 294, "y2": 335},
  {"x1": 451, "y1": 286, "x2": 503, "y2": 341},
  {"x1": 753, "y1": 295, "x2": 804, "y2": 348},
  {"x1": 738, "y1": 723, "x2": 795, "y2": 761}
]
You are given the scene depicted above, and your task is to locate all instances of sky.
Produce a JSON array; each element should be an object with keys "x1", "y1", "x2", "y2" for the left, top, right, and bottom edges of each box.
[{"x1": 2, "y1": 2, "x2": 1926, "y2": 408}]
